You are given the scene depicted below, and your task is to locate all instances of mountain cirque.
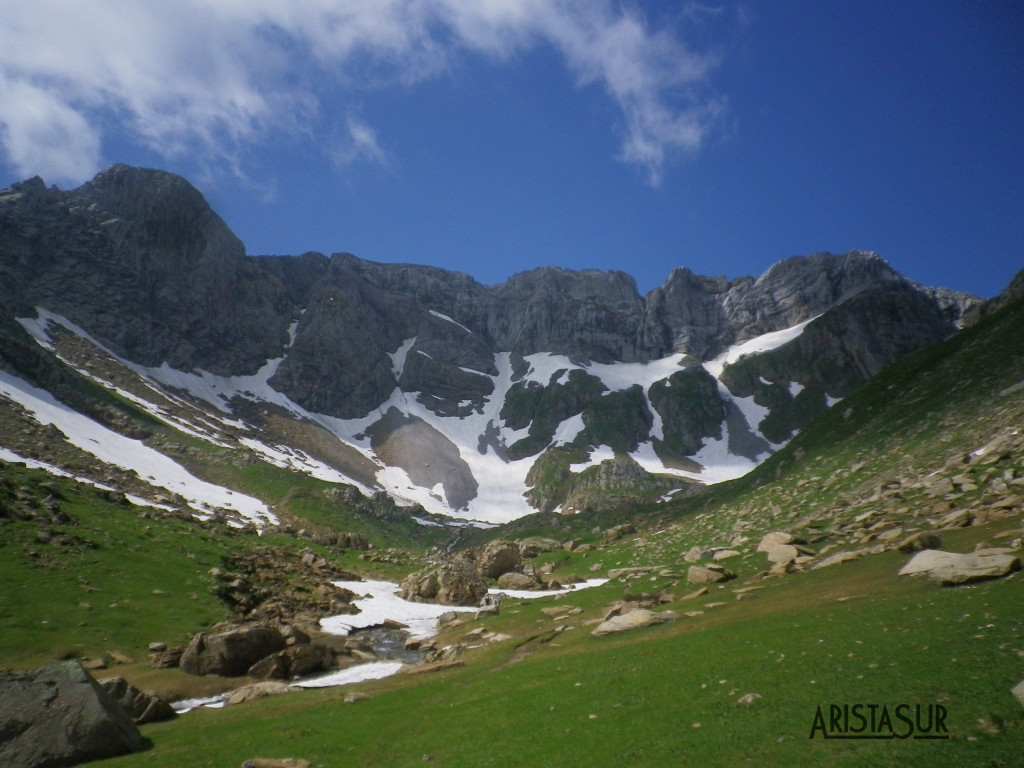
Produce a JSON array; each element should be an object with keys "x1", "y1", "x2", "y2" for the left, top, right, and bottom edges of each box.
[{"x1": 0, "y1": 165, "x2": 980, "y2": 523}]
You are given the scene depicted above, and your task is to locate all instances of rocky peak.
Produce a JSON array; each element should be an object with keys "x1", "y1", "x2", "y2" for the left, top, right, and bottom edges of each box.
[{"x1": 0, "y1": 165, "x2": 292, "y2": 375}]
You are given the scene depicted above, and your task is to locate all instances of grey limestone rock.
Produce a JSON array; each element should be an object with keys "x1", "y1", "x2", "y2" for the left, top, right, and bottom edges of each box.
[{"x1": 0, "y1": 661, "x2": 147, "y2": 768}]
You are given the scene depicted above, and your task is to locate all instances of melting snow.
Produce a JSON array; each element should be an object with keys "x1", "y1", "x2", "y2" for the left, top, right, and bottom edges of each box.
[
  {"x1": 0, "y1": 369, "x2": 275, "y2": 526},
  {"x1": 428, "y1": 309, "x2": 473, "y2": 334},
  {"x1": 293, "y1": 661, "x2": 405, "y2": 689}
]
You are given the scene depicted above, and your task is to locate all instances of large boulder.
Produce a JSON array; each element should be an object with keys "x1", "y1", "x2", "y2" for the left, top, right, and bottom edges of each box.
[
  {"x1": 686, "y1": 564, "x2": 736, "y2": 584},
  {"x1": 0, "y1": 661, "x2": 147, "y2": 768},
  {"x1": 247, "y1": 644, "x2": 335, "y2": 681},
  {"x1": 757, "y1": 532, "x2": 801, "y2": 552},
  {"x1": 897, "y1": 531, "x2": 942, "y2": 554},
  {"x1": 179, "y1": 624, "x2": 288, "y2": 677},
  {"x1": 98, "y1": 677, "x2": 177, "y2": 725},
  {"x1": 399, "y1": 560, "x2": 488, "y2": 606},
  {"x1": 496, "y1": 572, "x2": 538, "y2": 590},
  {"x1": 477, "y1": 540, "x2": 523, "y2": 580},
  {"x1": 898, "y1": 549, "x2": 1021, "y2": 585},
  {"x1": 591, "y1": 609, "x2": 673, "y2": 637},
  {"x1": 517, "y1": 537, "x2": 563, "y2": 558}
]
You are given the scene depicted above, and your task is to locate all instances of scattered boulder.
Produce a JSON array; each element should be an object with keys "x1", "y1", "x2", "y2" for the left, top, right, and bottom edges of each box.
[
  {"x1": 686, "y1": 564, "x2": 736, "y2": 584},
  {"x1": 607, "y1": 566, "x2": 658, "y2": 580},
  {"x1": 98, "y1": 677, "x2": 177, "y2": 724},
  {"x1": 517, "y1": 537, "x2": 562, "y2": 558},
  {"x1": 247, "y1": 644, "x2": 334, "y2": 681},
  {"x1": 601, "y1": 601, "x2": 641, "y2": 621},
  {"x1": 591, "y1": 609, "x2": 670, "y2": 637},
  {"x1": 737, "y1": 693, "x2": 762, "y2": 706},
  {"x1": 180, "y1": 624, "x2": 288, "y2": 677},
  {"x1": 810, "y1": 550, "x2": 866, "y2": 570},
  {"x1": 1012, "y1": 679, "x2": 1024, "y2": 709},
  {"x1": 936, "y1": 508, "x2": 974, "y2": 529},
  {"x1": 897, "y1": 531, "x2": 942, "y2": 554},
  {"x1": 683, "y1": 546, "x2": 705, "y2": 563},
  {"x1": 0, "y1": 661, "x2": 147, "y2": 768},
  {"x1": 228, "y1": 682, "x2": 295, "y2": 706},
  {"x1": 149, "y1": 646, "x2": 184, "y2": 669},
  {"x1": 763, "y1": 543, "x2": 800, "y2": 564},
  {"x1": 603, "y1": 523, "x2": 636, "y2": 543},
  {"x1": 496, "y1": 572, "x2": 538, "y2": 590},
  {"x1": 477, "y1": 540, "x2": 522, "y2": 579},
  {"x1": 241, "y1": 759, "x2": 309, "y2": 768},
  {"x1": 476, "y1": 594, "x2": 502, "y2": 618},
  {"x1": 399, "y1": 560, "x2": 488, "y2": 606},
  {"x1": 757, "y1": 532, "x2": 800, "y2": 552},
  {"x1": 898, "y1": 549, "x2": 1021, "y2": 585}
]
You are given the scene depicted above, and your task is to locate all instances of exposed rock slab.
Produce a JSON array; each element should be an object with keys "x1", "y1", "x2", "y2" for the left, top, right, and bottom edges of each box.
[
  {"x1": 591, "y1": 609, "x2": 672, "y2": 637},
  {"x1": 98, "y1": 676, "x2": 176, "y2": 725},
  {"x1": 0, "y1": 661, "x2": 146, "y2": 768},
  {"x1": 686, "y1": 564, "x2": 736, "y2": 584},
  {"x1": 179, "y1": 624, "x2": 287, "y2": 677},
  {"x1": 898, "y1": 549, "x2": 1021, "y2": 585}
]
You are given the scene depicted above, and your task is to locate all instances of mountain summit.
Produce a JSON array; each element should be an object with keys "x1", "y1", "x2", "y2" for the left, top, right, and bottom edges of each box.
[{"x1": 0, "y1": 166, "x2": 979, "y2": 523}]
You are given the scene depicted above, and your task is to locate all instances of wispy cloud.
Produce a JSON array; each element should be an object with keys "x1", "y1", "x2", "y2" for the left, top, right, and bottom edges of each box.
[{"x1": 0, "y1": 0, "x2": 729, "y2": 187}]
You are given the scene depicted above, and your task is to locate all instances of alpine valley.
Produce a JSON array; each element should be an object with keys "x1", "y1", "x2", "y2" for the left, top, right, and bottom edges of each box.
[{"x1": 2, "y1": 165, "x2": 1023, "y2": 768}]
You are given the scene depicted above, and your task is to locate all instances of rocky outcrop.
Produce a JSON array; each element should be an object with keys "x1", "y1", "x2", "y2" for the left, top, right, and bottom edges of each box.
[
  {"x1": 0, "y1": 166, "x2": 292, "y2": 374},
  {"x1": 687, "y1": 564, "x2": 737, "y2": 584},
  {"x1": 179, "y1": 624, "x2": 288, "y2": 677},
  {"x1": 247, "y1": 644, "x2": 335, "y2": 681},
  {"x1": 898, "y1": 549, "x2": 1021, "y2": 585},
  {"x1": 0, "y1": 661, "x2": 147, "y2": 768},
  {"x1": 591, "y1": 609, "x2": 674, "y2": 637},
  {"x1": 476, "y1": 540, "x2": 523, "y2": 580},
  {"x1": 399, "y1": 560, "x2": 489, "y2": 606},
  {"x1": 98, "y1": 677, "x2": 176, "y2": 725}
]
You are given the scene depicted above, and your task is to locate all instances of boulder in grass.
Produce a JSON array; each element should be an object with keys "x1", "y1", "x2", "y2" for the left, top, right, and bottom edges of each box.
[
  {"x1": 0, "y1": 661, "x2": 147, "y2": 768},
  {"x1": 898, "y1": 549, "x2": 1021, "y2": 585},
  {"x1": 591, "y1": 609, "x2": 670, "y2": 637},
  {"x1": 98, "y1": 676, "x2": 177, "y2": 724},
  {"x1": 179, "y1": 624, "x2": 287, "y2": 677},
  {"x1": 686, "y1": 564, "x2": 736, "y2": 584},
  {"x1": 496, "y1": 572, "x2": 538, "y2": 590}
]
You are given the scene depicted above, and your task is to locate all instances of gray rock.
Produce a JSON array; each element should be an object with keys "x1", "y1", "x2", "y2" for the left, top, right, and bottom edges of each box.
[
  {"x1": 227, "y1": 682, "x2": 295, "y2": 706},
  {"x1": 591, "y1": 609, "x2": 670, "y2": 637},
  {"x1": 763, "y1": 543, "x2": 800, "y2": 564},
  {"x1": 1012, "y1": 679, "x2": 1024, "y2": 709},
  {"x1": 240, "y1": 758, "x2": 309, "y2": 768},
  {"x1": 0, "y1": 661, "x2": 146, "y2": 768},
  {"x1": 495, "y1": 572, "x2": 538, "y2": 590},
  {"x1": 477, "y1": 540, "x2": 523, "y2": 580},
  {"x1": 686, "y1": 564, "x2": 737, "y2": 584},
  {"x1": 98, "y1": 676, "x2": 176, "y2": 724},
  {"x1": 517, "y1": 537, "x2": 562, "y2": 558},
  {"x1": 757, "y1": 532, "x2": 798, "y2": 552},
  {"x1": 399, "y1": 560, "x2": 488, "y2": 606},
  {"x1": 898, "y1": 549, "x2": 1022, "y2": 584},
  {"x1": 810, "y1": 550, "x2": 866, "y2": 570},
  {"x1": 180, "y1": 624, "x2": 288, "y2": 677},
  {"x1": 897, "y1": 531, "x2": 942, "y2": 553}
]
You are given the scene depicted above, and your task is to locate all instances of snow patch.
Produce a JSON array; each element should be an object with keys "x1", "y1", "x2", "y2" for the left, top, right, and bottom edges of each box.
[
  {"x1": 428, "y1": 309, "x2": 473, "y2": 334},
  {"x1": 0, "y1": 369, "x2": 275, "y2": 526}
]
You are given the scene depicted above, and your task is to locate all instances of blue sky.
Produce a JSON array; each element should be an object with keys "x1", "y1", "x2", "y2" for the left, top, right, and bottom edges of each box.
[{"x1": 1, "y1": 1, "x2": 1021, "y2": 298}]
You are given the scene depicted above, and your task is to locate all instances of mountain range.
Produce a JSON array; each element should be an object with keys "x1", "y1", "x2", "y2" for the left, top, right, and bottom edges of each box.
[{"x1": 0, "y1": 164, "x2": 980, "y2": 525}]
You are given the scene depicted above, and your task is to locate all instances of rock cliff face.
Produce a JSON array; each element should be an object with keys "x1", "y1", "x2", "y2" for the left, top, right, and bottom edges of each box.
[
  {"x1": 0, "y1": 165, "x2": 291, "y2": 375},
  {"x1": 0, "y1": 166, "x2": 981, "y2": 523}
]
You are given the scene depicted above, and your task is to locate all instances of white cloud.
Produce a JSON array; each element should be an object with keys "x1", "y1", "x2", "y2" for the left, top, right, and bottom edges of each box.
[
  {"x1": 331, "y1": 114, "x2": 392, "y2": 169},
  {"x1": 0, "y1": 0, "x2": 727, "y2": 187}
]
